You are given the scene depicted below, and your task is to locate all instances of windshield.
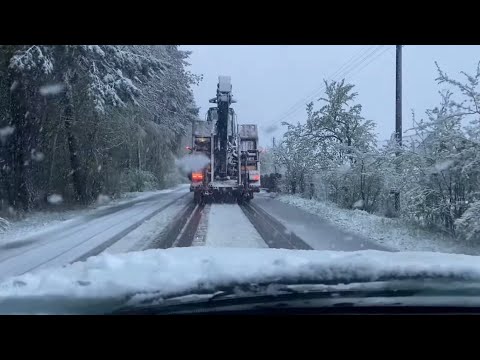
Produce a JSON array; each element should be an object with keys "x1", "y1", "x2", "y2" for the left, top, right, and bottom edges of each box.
[{"x1": 1, "y1": 45, "x2": 480, "y2": 314}]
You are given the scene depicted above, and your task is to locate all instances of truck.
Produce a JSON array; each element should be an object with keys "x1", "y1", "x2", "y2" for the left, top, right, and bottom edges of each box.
[{"x1": 188, "y1": 76, "x2": 260, "y2": 204}]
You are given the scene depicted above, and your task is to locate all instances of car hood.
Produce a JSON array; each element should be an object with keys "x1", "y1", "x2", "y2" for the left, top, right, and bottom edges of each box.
[{"x1": 1, "y1": 247, "x2": 480, "y2": 314}]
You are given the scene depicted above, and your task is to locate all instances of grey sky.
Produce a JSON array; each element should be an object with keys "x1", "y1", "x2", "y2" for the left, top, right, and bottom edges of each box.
[{"x1": 181, "y1": 45, "x2": 480, "y2": 147}]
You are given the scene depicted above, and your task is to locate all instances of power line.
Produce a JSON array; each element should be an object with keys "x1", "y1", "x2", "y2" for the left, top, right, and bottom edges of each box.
[
  {"x1": 267, "y1": 46, "x2": 382, "y2": 126},
  {"x1": 343, "y1": 46, "x2": 393, "y2": 82},
  {"x1": 343, "y1": 46, "x2": 404, "y2": 84},
  {"x1": 265, "y1": 45, "x2": 394, "y2": 131},
  {"x1": 264, "y1": 45, "x2": 389, "y2": 129},
  {"x1": 276, "y1": 46, "x2": 376, "y2": 117}
]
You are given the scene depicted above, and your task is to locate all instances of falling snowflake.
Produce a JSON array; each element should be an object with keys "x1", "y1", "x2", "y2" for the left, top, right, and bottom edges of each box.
[
  {"x1": 96, "y1": 194, "x2": 111, "y2": 205},
  {"x1": 47, "y1": 194, "x2": 63, "y2": 205},
  {"x1": 264, "y1": 124, "x2": 279, "y2": 134},
  {"x1": 39, "y1": 83, "x2": 65, "y2": 96},
  {"x1": 434, "y1": 160, "x2": 454, "y2": 172},
  {"x1": 10, "y1": 80, "x2": 19, "y2": 92},
  {"x1": 0, "y1": 126, "x2": 15, "y2": 145},
  {"x1": 353, "y1": 199, "x2": 364, "y2": 209},
  {"x1": 31, "y1": 150, "x2": 45, "y2": 162}
]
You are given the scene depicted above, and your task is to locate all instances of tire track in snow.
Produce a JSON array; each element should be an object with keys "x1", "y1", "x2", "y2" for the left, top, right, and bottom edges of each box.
[
  {"x1": 240, "y1": 202, "x2": 312, "y2": 250},
  {"x1": 204, "y1": 204, "x2": 267, "y2": 248},
  {"x1": 191, "y1": 204, "x2": 210, "y2": 246},
  {"x1": 174, "y1": 204, "x2": 206, "y2": 248}
]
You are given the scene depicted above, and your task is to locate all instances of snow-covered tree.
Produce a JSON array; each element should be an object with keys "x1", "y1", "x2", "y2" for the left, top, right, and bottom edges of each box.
[
  {"x1": 302, "y1": 80, "x2": 376, "y2": 165},
  {"x1": 272, "y1": 63, "x2": 480, "y2": 240},
  {"x1": 455, "y1": 201, "x2": 480, "y2": 243},
  {"x1": 0, "y1": 45, "x2": 199, "y2": 213},
  {"x1": 275, "y1": 121, "x2": 324, "y2": 194},
  {"x1": 395, "y1": 63, "x2": 480, "y2": 235},
  {"x1": 278, "y1": 79, "x2": 380, "y2": 208}
]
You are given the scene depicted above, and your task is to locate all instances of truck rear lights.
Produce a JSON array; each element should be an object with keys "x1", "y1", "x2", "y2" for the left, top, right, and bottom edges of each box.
[{"x1": 192, "y1": 172, "x2": 204, "y2": 182}]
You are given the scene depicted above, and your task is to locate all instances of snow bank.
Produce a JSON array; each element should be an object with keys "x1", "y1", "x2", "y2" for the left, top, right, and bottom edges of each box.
[
  {"x1": 2, "y1": 247, "x2": 480, "y2": 313},
  {"x1": 278, "y1": 195, "x2": 479, "y2": 255}
]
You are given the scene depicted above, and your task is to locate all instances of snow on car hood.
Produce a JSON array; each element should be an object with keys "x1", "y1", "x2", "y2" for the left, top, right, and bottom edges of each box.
[{"x1": 1, "y1": 247, "x2": 480, "y2": 314}]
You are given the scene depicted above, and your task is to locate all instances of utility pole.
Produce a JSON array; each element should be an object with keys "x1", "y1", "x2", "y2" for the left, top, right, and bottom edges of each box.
[
  {"x1": 394, "y1": 45, "x2": 402, "y2": 212},
  {"x1": 272, "y1": 136, "x2": 277, "y2": 192}
]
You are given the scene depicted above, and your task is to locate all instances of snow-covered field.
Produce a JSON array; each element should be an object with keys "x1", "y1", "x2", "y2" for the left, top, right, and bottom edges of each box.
[
  {"x1": 205, "y1": 204, "x2": 267, "y2": 248},
  {"x1": 277, "y1": 195, "x2": 480, "y2": 255},
  {"x1": 3, "y1": 246, "x2": 480, "y2": 313}
]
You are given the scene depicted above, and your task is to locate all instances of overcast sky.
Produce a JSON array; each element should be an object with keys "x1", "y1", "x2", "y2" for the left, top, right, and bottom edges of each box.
[{"x1": 181, "y1": 45, "x2": 480, "y2": 147}]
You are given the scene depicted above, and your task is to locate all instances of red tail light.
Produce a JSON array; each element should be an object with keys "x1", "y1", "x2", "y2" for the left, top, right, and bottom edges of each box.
[
  {"x1": 251, "y1": 174, "x2": 260, "y2": 181},
  {"x1": 192, "y1": 172, "x2": 203, "y2": 182}
]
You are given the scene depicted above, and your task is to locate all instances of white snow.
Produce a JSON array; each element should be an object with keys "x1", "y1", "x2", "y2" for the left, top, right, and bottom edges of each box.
[
  {"x1": 278, "y1": 195, "x2": 479, "y2": 255},
  {"x1": 2, "y1": 247, "x2": 480, "y2": 313},
  {"x1": 0, "y1": 217, "x2": 9, "y2": 232},
  {"x1": 0, "y1": 188, "x2": 190, "y2": 280},
  {"x1": 191, "y1": 204, "x2": 210, "y2": 246},
  {"x1": 0, "y1": 126, "x2": 15, "y2": 137},
  {"x1": 0, "y1": 185, "x2": 189, "y2": 245},
  {"x1": 47, "y1": 194, "x2": 63, "y2": 205},
  {"x1": 205, "y1": 204, "x2": 267, "y2": 248},
  {"x1": 0, "y1": 126, "x2": 14, "y2": 144},
  {"x1": 39, "y1": 83, "x2": 65, "y2": 96},
  {"x1": 109, "y1": 184, "x2": 189, "y2": 205},
  {"x1": 337, "y1": 163, "x2": 351, "y2": 174},
  {"x1": 0, "y1": 210, "x2": 89, "y2": 243},
  {"x1": 30, "y1": 150, "x2": 45, "y2": 162},
  {"x1": 104, "y1": 197, "x2": 191, "y2": 254}
]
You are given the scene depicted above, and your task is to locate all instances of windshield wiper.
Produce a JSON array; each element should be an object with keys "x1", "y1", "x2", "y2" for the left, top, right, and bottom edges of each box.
[
  {"x1": 110, "y1": 276, "x2": 480, "y2": 315},
  {"x1": 110, "y1": 281, "x2": 421, "y2": 315}
]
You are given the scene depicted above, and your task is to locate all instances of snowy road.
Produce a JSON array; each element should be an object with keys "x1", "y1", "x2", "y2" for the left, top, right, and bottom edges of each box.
[
  {"x1": 0, "y1": 187, "x2": 393, "y2": 281},
  {"x1": 252, "y1": 192, "x2": 390, "y2": 251},
  {"x1": 154, "y1": 191, "x2": 388, "y2": 252},
  {"x1": 0, "y1": 186, "x2": 190, "y2": 279}
]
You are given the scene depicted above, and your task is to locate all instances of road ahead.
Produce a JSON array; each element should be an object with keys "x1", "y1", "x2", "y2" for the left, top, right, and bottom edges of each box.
[{"x1": 0, "y1": 187, "x2": 391, "y2": 280}]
